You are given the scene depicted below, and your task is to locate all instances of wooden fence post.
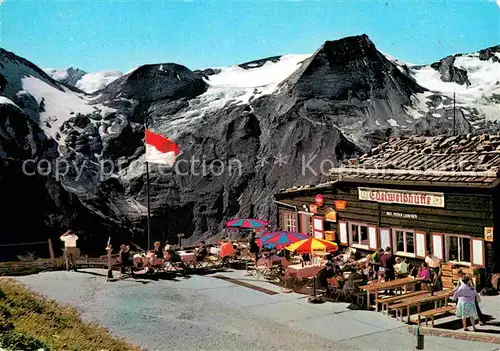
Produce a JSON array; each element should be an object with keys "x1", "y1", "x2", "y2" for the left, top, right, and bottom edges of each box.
[
  {"x1": 177, "y1": 233, "x2": 184, "y2": 248},
  {"x1": 48, "y1": 239, "x2": 55, "y2": 269},
  {"x1": 412, "y1": 326, "x2": 424, "y2": 350},
  {"x1": 106, "y1": 237, "x2": 113, "y2": 281}
]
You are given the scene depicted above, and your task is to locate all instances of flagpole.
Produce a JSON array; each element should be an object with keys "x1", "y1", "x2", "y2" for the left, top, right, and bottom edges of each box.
[{"x1": 145, "y1": 118, "x2": 152, "y2": 251}]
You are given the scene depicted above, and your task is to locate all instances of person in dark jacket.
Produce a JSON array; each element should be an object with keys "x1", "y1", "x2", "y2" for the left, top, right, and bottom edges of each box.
[
  {"x1": 380, "y1": 246, "x2": 395, "y2": 282},
  {"x1": 318, "y1": 262, "x2": 336, "y2": 289},
  {"x1": 153, "y1": 241, "x2": 163, "y2": 259},
  {"x1": 119, "y1": 244, "x2": 132, "y2": 274},
  {"x1": 249, "y1": 232, "x2": 260, "y2": 261},
  {"x1": 196, "y1": 240, "x2": 208, "y2": 262}
]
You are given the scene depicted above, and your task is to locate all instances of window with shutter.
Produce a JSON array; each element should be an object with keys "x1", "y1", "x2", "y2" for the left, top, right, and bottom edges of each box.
[
  {"x1": 339, "y1": 221, "x2": 348, "y2": 245},
  {"x1": 368, "y1": 226, "x2": 378, "y2": 250},
  {"x1": 392, "y1": 228, "x2": 415, "y2": 257},
  {"x1": 278, "y1": 210, "x2": 285, "y2": 230},
  {"x1": 349, "y1": 222, "x2": 370, "y2": 249},
  {"x1": 415, "y1": 231, "x2": 426, "y2": 258},
  {"x1": 313, "y1": 216, "x2": 324, "y2": 239},
  {"x1": 299, "y1": 213, "x2": 313, "y2": 236},
  {"x1": 471, "y1": 238, "x2": 485, "y2": 267},
  {"x1": 379, "y1": 228, "x2": 391, "y2": 250},
  {"x1": 431, "y1": 233, "x2": 444, "y2": 260},
  {"x1": 282, "y1": 211, "x2": 297, "y2": 232}
]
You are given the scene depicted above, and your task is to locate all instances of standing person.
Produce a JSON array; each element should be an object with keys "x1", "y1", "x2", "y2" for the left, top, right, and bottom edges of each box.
[
  {"x1": 118, "y1": 244, "x2": 132, "y2": 275},
  {"x1": 455, "y1": 271, "x2": 486, "y2": 326},
  {"x1": 60, "y1": 229, "x2": 78, "y2": 271},
  {"x1": 371, "y1": 248, "x2": 384, "y2": 280},
  {"x1": 248, "y1": 232, "x2": 260, "y2": 261},
  {"x1": 425, "y1": 251, "x2": 442, "y2": 291},
  {"x1": 452, "y1": 276, "x2": 481, "y2": 331},
  {"x1": 380, "y1": 247, "x2": 395, "y2": 282}
]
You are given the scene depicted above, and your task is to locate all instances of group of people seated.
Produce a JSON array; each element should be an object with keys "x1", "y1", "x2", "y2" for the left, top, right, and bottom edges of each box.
[
  {"x1": 116, "y1": 237, "x2": 246, "y2": 274},
  {"x1": 118, "y1": 241, "x2": 182, "y2": 274},
  {"x1": 314, "y1": 247, "x2": 445, "y2": 297}
]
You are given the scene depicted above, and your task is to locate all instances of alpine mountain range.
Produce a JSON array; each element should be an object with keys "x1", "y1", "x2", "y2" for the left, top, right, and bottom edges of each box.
[{"x1": 1, "y1": 34, "x2": 499, "y2": 254}]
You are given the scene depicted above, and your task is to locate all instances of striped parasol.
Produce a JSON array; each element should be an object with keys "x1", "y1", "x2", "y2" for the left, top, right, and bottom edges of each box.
[
  {"x1": 285, "y1": 237, "x2": 339, "y2": 254},
  {"x1": 257, "y1": 231, "x2": 309, "y2": 249},
  {"x1": 225, "y1": 218, "x2": 268, "y2": 230}
]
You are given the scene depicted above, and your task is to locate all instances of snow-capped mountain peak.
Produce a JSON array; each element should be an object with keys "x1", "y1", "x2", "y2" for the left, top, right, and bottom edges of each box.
[
  {"x1": 44, "y1": 67, "x2": 87, "y2": 87},
  {"x1": 44, "y1": 67, "x2": 123, "y2": 94}
]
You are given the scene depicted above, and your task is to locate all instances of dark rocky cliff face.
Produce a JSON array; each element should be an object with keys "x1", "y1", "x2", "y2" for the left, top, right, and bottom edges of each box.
[
  {"x1": 0, "y1": 35, "x2": 498, "y2": 254},
  {"x1": 430, "y1": 56, "x2": 470, "y2": 86}
]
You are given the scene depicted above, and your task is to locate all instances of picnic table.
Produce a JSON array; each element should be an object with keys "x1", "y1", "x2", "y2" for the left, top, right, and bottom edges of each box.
[
  {"x1": 359, "y1": 277, "x2": 424, "y2": 311},
  {"x1": 285, "y1": 263, "x2": 323, "y2": 283}
]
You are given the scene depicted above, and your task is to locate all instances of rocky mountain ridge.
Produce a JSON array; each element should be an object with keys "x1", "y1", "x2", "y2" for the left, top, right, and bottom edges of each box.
[{"x1": 0, "y1": 34, "x2": 499, "y2": 254}]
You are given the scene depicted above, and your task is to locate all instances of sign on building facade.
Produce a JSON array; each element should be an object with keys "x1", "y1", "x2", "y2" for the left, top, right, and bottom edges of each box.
[{"x1": 358, "y1": 187, "x2": 445, "y2": 208}]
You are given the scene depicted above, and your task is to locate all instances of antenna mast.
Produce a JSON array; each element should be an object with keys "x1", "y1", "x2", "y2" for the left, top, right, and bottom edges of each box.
[{"x1": 453, "y1": 90, "x2": 456, "y2": 136}]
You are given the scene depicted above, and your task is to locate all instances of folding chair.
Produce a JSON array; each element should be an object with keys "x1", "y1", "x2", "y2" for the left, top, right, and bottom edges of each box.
[
  {"x1": 326, "y1": 277, "x2": 340, "y2": 298},
  {"x1": 336, "y1": 279, "x2": 364, "y2": 303},
  {"x1": 253, "y1": 264, "x2": 271, "y2": 279},
  {"x1": 210, "y1": 255, "x2": 224, "y2": 269}
]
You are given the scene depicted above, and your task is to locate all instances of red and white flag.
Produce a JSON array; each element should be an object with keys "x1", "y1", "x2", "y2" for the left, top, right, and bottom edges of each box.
[{"x1": 145, "y1": 129, "x2": 180, "y2": 166}]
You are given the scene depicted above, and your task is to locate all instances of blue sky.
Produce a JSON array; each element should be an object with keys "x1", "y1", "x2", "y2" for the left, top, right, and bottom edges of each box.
[{"x1": 1, "y1": 1, "x2": 499, "y2": 73}]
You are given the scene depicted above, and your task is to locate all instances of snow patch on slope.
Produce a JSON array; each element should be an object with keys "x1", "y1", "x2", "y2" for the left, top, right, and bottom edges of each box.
[
  {"x1": 159, "y1": 54, "x2": 311, "y2": 141},
  {"x1": 412, "y1": 54, "x2": 500, "y2": 100},
  {"x1": 44, "y1": 67, "x2": 86, "y2": 87},
  {"x1": 22, "y1": 76, "x2": 114, "y2": 140},
  {"x1": 0, "y1": 96, "x2": 19, "y2": 107},
  {"x1": 407, "y1": 52, "x2": 500, "y2": 126},
  {"x1": 75, "y1": 70, "x2": 123, "y2": 93},
  {"x1": 207, "y1": 54, "x2": 311, "y2": 89},
  {"x1": 387, "y1": 118, "x2": 399, "y2": 127}
]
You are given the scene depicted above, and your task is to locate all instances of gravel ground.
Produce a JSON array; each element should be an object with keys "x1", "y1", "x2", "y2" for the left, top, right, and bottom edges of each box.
[
  {"x1": 14, "y1": 269, "x2": 500, "y2": 351},
  {"x1": 15, "y1": 270, "x2": 348, "y2": 351}
]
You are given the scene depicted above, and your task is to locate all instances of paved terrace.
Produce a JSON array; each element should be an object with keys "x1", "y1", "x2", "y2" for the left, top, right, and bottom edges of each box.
[{"x1": 15, "y1": 269, "x2": 500, "y2": 351}]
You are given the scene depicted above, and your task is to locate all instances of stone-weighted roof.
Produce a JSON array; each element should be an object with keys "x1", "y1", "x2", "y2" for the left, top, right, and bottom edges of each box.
[{"x1": 329, "y1": 134, "x2": 500, "y2": 187}]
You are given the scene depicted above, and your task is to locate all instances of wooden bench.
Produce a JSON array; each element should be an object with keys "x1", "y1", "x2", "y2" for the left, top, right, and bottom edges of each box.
[
  {"x1": 387, "y1": 293, "x2": 433, "y2": 322},
  {"x1": 418, "y1": 305, "x2": 456, "y2": 327},
  {"x1": 379, "y1": 290, "x2": 428, "y2": 315},
  {"x1": 388, "y1": 300, "x2": 414, "y2": 322}
]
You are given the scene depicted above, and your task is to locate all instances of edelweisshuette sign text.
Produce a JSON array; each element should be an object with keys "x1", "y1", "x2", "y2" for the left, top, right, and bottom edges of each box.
[{"x1": 358, "y1": 187, "x2": 445, "y2": 208}]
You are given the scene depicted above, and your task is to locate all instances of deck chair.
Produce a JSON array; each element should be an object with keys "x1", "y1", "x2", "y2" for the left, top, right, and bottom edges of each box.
[
  {"x1": 259, "y1": 261, "x2": 283, "y2": 282},
  {"x1": 150, "y1": 258, "x2": 165, "y2": 273},
  {"x1": 199, "y1": 255, "x2": 220, "y2": 270},
  {"x1": 252, "y1": 261, "x2": 273, "y2": 279},
  {"x1": 164, "y1": 252, "x2": 185, "y2": 272}
]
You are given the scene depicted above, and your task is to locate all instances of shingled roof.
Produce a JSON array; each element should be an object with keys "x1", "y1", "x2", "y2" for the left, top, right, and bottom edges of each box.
[{"x1": 329, "y1": 134, "x2": 500, "y2": 188}]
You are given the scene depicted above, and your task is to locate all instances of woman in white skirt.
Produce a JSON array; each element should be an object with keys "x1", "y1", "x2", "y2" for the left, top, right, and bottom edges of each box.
[{"x1": 452, "y1": 276, "x2": 480, "y2": 331}]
